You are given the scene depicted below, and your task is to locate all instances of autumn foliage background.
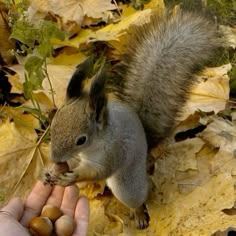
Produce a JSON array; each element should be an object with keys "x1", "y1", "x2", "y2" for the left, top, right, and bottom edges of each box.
[{"x1": 0, "y1": 0, "x2": 236, "y2": 235}]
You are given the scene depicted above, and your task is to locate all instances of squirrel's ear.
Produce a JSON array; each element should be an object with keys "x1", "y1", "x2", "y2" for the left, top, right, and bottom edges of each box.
[
  {"x1": 66, "y1": 57, "x2": 93, "y2": 99},
  {"x1": 88, "y1": 68, "x2": 107, "y2": 129}
]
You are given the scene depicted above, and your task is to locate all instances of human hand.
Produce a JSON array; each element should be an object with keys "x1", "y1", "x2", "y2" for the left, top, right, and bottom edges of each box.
[{"x1": 0, "y1": 181, "x2": 89, "y2": 236}]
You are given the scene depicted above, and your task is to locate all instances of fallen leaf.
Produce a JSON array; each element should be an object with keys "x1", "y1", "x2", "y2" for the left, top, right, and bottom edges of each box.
[
  {"x1": 0, "y1": 119, "x2": 49, "y2": 205},
  {"x1": 55, "y1": 8, "x2": 154, "y2": 49},
  {"x1": 27, "y1": 0, "x2": 117, "y2": 34},
  {"x1": 181, "y1": 64, "x2": 231, "y2": 120},
  {"x1": 199, "y1": 116, "x2": 236, "y2": 175},
  {"x1": 82, "y1": 0, "x2": 117, "y2": 19},
  {"x1": 149, "y1": 114, "x2": 236, "y2": 235},
  {"x1": 199, "y1": 116, "x2": 236, "y2": 152},
  {"x1": 49, "y1": 0, "x2": 84, "y2": 24}
]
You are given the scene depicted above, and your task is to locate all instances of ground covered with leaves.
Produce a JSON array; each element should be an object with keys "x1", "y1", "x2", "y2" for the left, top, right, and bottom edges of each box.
[{"x1": 0, "y1": 0, "x2": 236, "y2": 235}]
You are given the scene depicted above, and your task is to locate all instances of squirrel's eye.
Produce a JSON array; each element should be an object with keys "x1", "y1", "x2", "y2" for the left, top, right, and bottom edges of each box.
[{"x1": 76, "y1": 135, "x2": 87, "y2": 146}]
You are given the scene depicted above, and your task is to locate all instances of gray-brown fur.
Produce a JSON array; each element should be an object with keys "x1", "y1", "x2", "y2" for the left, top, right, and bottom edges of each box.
[
  {"x1": 119, "y1": 11, "x2": 219, "y2": 147},
  {"x1": 46, "y1": 10, "x2": 220, "y2": 230}
]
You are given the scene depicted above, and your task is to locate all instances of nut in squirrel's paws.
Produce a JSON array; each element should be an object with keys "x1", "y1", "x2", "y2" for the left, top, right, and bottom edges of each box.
[{"x1": 43, "y1": 162, "x2": 77, "y2": 186}]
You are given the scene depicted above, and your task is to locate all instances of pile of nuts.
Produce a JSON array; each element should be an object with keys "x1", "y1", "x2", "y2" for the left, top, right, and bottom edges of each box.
[{"x1": 28, "y1": 204, "x2": 76, "y2": 236}]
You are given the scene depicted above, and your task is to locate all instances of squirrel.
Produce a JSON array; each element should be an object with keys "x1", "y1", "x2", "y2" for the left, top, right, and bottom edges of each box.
[{"x1": 44, "y1": 10, "x2": 219, "y2": 229}]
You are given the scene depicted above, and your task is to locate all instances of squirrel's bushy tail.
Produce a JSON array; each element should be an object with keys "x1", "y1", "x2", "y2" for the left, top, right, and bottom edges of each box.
[{"x1": 119, "y1": 11, "x2": 220, "y2": 147}]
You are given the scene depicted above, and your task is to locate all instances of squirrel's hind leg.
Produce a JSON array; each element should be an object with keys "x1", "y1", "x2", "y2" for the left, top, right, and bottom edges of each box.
[{"x1": 106, "y1": 168, "x2": 149, "y2": 229}]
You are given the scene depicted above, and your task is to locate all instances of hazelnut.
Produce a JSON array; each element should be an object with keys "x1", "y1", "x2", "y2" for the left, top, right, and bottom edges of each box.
[
  {"x1": 41, "y1": 204, "x2": 63, "y2": 222},
  {"x1": 55, "y1": 215, "x2": 76, "y2": 236},
  {"x1": 29, "y1": 216, "x2": 53, "y2": 236}
]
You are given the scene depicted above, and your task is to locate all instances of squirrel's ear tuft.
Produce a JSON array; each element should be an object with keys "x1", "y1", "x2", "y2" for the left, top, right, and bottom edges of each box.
[
  {"x1": 66, "y1": 57, "x2": 93, "y2": 99},
  {"x1": 88, "y1": 67, "x2": 107, "y2": 129}
]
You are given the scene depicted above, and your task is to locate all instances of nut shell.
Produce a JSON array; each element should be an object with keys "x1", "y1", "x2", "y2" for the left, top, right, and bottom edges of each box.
[
  {"x1": 55, "y1": 215, "x2": 76, "y2": 236},
  {"x1": 41, "y1": 204, "x2": 63, "y2": 222},
  {"x1": 29, "y1": 216, "x2": 53, "y2": 236}
]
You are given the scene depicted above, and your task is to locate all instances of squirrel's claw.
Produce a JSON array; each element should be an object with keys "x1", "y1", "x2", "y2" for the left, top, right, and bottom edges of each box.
[
  {"x1": 130, "y1": 204, "x2": 150, "y2": 229},
  {"x1": 42, "y1": 170, "x2": 58, "y2": 186}
]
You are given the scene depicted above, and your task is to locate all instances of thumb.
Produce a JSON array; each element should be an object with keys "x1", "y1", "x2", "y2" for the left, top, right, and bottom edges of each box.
[{"x1": 1, "y1": 197, "x2": 24, "y2": 221}]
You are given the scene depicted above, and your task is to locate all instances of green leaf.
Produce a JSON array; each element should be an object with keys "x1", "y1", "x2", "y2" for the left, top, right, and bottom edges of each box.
[
  {"x1": 24, "y1": 56, "x2": 45, "y2": 92},
  {"x1": 10, "y1": 20, "x2": 39, "y2": 47},
  {"x1": 23, "y1": 80, "x2": 34, "y2": 99},
  {"x1": 24, "y1": 56, "x2": 43, "y2": 72},
  {"x1": 37, "y1": 21, "x2": 66, "y2": 58},
  {"x1": 41, "y1": 21, "x2": 65, "y2": 41}
]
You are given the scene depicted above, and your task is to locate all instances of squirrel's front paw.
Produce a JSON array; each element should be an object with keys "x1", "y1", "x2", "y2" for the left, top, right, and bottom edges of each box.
[
  {"x1": 43, "y1": 170, "x2": 57, "y2": 185},
  {"x1": 42, "y1": 162, "x2": 71, "y2": 186},
  {"x1": 55, "y1": 171, "x2": 78, "y2": 186}
]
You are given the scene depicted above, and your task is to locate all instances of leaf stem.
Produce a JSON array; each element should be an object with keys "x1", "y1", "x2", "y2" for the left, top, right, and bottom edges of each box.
[
  {"x1": 37, "y1": 124, "x2": 50, "y2": 146},
  {"x1": 43, "y1": 60, "x2": 56, "y2": 108}
]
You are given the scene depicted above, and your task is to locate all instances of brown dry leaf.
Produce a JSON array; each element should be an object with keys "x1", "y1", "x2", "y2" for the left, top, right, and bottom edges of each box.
[
  {"x1": 199, "y1": 116, "x2": 236, "y2": 150},
  {"x1": 81, "y1": 0, "x2": 117, "y2": 19},
  {"x1": 0, "y1": 119, "x2": 49, "y2": 206},
  {"x1": 26, "y1": 0, "x2": 50, "y2": 22},
  {"x1": 49, "y1": 0, "x2": 84, "y2": 24},
  {"x1": 181, "y1": 64, "x2": 231, "y2": 120},
  {"x1": 52, "y1": 1, "x2": 165, "y2": 50},
  {"x1": 27, "y1": 0, "x2": 117, "y2": 34},
  {"x1": 149, "y1": 173, "x2": 236, "y2": 236},
  {"x1": 26, "y1": 0, "x2": 83, "y2": 34},
  {"x1": 199, "y1": 116, "x2": 236, "y2": 174},
  {"x1": 56, "y1": 8, "x2": 158, "y2": 49},
  {"x1": 146, "y1": 114, "x2": 236, "y2": 235}
]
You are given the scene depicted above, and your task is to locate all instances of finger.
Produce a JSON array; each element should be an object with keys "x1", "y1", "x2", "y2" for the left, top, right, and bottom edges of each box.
[
  {"x1": 73, "y1": 196, "x2": 89, "y2": 236},
  {"x1": 0, "y1": 197, "x2": 24, "y2": 221},
  {"x1": 46, "y1": 185, "x2": 65, "y2": 208},
  {"x1": 60, "y1": 185, "x2": 79, "y2": 217},
  {"x1": 20, "y1": 180, "x2": 52, "y2": 226}
]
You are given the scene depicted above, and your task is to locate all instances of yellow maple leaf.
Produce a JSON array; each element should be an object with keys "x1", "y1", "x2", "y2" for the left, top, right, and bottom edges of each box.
[
  {"x1": 0, "y1": 119, "x2": 50, "y2": 206},
  {"x1": 181, "y1": 64, "x2": 231, "y2": 121}
]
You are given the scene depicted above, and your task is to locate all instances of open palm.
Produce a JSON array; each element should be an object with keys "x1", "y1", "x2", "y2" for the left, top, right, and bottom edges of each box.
[{"x1": 0, "y1": 181, "x2": 89, "y2": 236}]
